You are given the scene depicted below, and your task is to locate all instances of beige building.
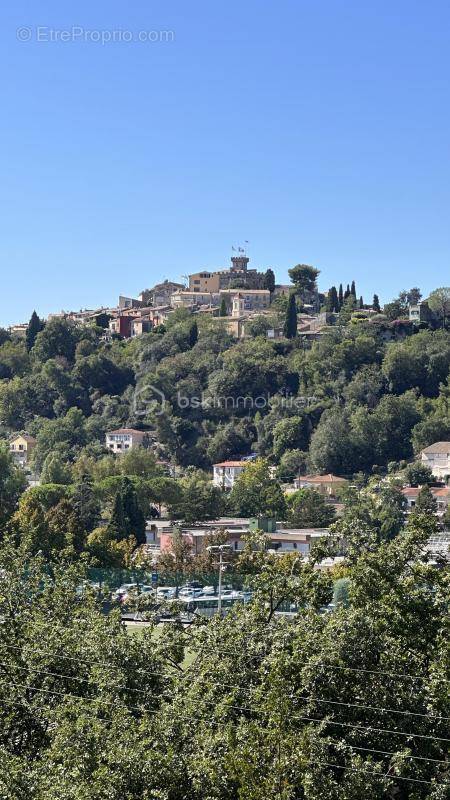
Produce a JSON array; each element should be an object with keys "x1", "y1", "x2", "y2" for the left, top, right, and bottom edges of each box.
[
  {"x1": 171, "y1": 291, "x2": 219, "y2": 308},
  {"x1": 420, "y1": 442, "x2": 450, "y2": 480},
  {"x1": 9, "y1": 433, "x2": 37, "y2": 467},
  {"x1": 188, "y1": 271, "x2": 221, "y2": 293},
  {"x1": 294, "y1": 474, "x2": 348, "y2": 497},
  {"x1": 106, "y1": 428, "x2": 146, "y2": 453},
  {"x1": 219, "y1": 289, "x2": 270, "y2": 314}
]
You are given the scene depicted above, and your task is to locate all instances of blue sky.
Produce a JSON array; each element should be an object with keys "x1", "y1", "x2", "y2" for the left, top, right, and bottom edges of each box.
[{"x1": 1, "y1": 0, "x2": 449, "y2": 326}]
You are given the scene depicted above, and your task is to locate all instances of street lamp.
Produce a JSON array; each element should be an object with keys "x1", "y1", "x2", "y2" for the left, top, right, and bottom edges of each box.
[{"x1": 206, "y1": 544, "x2": 231, "y2": 616}]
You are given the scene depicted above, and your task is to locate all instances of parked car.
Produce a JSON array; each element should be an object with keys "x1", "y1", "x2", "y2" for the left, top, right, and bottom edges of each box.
[
  {"x1": 179, "y1": 586, "x2": 203, "y2": 599},
  {"x1": 156, "y1": 586, "x2": 176, "y2": 600}
]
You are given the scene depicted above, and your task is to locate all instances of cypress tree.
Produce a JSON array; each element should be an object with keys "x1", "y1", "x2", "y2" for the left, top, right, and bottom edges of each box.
[
  {"x1": 121, "y1": 477, "x2": 146, "y2": 545},
  {"x1": 108, "y1": 491, "x2": 126, "y2": 541},
  {"x1": 338, "y1": 284, "x2": 344, "y2": 308},
  {"x1": 351, "y1": 280, "x2": 356, "y2": 298},
  {"x1": 327, "y1": 286, "x2": 339, "y2": 312},
  {"x1": 344, "y1": 284, "x2": 351, "y2": 300},
  {"x1": 71, "y1": 474, "x2": 100, "y2": 533},
  {"x1": 219, "y1": 297, "x2": 227, "y2": 317},
  {"x1": 26, "y1": 310, "x2": 43, "y2": 351},
  {"x1": 283, "y1": 293, "x2": 298, "y2": 339},
  {"x1": 108, "y1": 478, "x2": 146, "y2": 545},
  {"x1": 359, "y1": 295, "x2": 364, "y2": 309},
  {"x1": 188, "y1": 320, "x2": 198, "y2": 348},
  {"x1": 373, "y1": 293, "x2": 381, "y2": 312},
  {"x1": 263, "y1": 268, "x2": 275, "y2": 293}
]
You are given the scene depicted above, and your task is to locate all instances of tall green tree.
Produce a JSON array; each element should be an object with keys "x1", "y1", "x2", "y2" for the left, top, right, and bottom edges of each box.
[
  {"x1": 428, "y1": 286, "x2": 450, "y2": 328},
  {"x1": 219, "y1": 296, "x2": 227, "y2": 316},
  {"x1": 287, "y1": 488, "x2": 336, "y2": 528},
  {"x1": 326, "y1": 286, "x2": 339, "y2": 312},
  {"x1": 372, "y1": 293, "x2": 381, "y2": 311},
  {"x1": 25, "y1": 311, "x2": 44, "y2": 351},
  {"x1": 108, "y1": 477, "x2": 146, "y2": 544},
  {"x1": 168, "y1": 470, "x2": 223, "y2": 526},
  {"x1": 0, "y1": 444, "x2": 27, "y2": 531},
  {"x1": 283, "y1": 293, "x2": 298, "y2": 338},
  {"x1": 288, "y1": 264, "x2": 319, "y2": 294},
  {"x1": 263, "y1": 268, "x2": 275, "y2": 293},
  {"x1": 230, "y1": 458, "x2": 287, "y2": 518}
]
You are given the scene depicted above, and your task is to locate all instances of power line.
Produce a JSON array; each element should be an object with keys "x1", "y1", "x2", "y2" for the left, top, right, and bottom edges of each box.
[
  {"x1": 3, "y1": 639, "x2": 441, "y2": 685},
  {"x1": 0, "y1": 647, "x2": 446, "y2": 723},
  {"x1": 2, "y1": 679, "x2": 449, "y2": 744},
  {"x1": 0, "y1": 695, "x2": 447, "y2": 786},
  {"x1": 304, "y1": 758, "x2": 448, "y2": 787}
]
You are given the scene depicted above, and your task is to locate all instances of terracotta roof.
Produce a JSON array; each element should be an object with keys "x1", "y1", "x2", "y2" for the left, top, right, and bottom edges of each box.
[
  {"x1": 421, "y1": 441, "x2": 450, "y2": 455},
  {"x1": 213, "y1": 461, "x2": 247, "y2": 468},
  {"x1": 402, "y1": 486, "x2": 449, "y2": 498},
  {"x1": 297, "y1": 474, "x2": 347, "y2": 484},
  {"x1": 107, "y1": 428, "x2": 146, "y2": 435}
]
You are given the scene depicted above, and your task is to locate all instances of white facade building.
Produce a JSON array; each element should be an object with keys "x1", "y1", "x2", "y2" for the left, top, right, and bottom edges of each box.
[
  {"x1": 420, "y1": 442, "x2": 450, "y2": 480},
  {"x1": 105, "y1": 428, "x2": 146, "y2": 454},
  {"x1": 213, "y1": 461, "x2": 247, "y2": 490}
]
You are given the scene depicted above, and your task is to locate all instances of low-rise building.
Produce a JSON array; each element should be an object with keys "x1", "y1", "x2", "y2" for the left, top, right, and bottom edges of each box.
[
  {"x1": 151, "y1": 516, "x2": 330, "y2": 556},
  {"x1": 171, "y1": 291, "x2": 219, "y2": 308},
  {"x1": 409, "y1": 301, "x2": 434, "y2": 324},
  {"x1": 8, "y1": 323, "x2": 28, "y2": 338},
  {"x1": 105, "y1": 428, "x2": 146, "y2": 453},
  {"x1": 109, "y1": 315, "x2": 138, "y2": 338},
  {"x1": 294, "y1": 474, "x2": 348, "y2": 497},
  {"x1": 219, "y1": 289, "x2": 271, "y2": 314},
  {"x1": 401, "y1": 486, "x2": 449, "y2": 518},
  {"x1": 9, "y1": 433, "x2": 37, "y2": 467},
  {"x1": 420, "y1": 442, "x2": 450, "y2": 480},
  {"x1": 139, "y1": 281, "x2": 185, "y2": 306},
  {"x1": 213, "y1": 460, "x2": 247, "y2": 490}
]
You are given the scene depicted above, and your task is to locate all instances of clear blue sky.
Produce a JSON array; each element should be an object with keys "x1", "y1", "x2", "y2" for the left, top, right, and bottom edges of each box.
[{"x1": 1, "y1": 0, "x2": 449, "y2": 326}]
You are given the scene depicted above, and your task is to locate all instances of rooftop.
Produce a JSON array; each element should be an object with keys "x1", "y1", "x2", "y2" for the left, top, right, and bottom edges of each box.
[
  {"x1": 421, "y1": 441, "x2": 450, "y2": 455},
  {"x1": 214, "y1": 460, "x2": 247, "y2": 468},
  {"x1": 106, "y1": 428, "x2": 146, "y2": 436},
  {"x1": 298, "y1": 474, "x2": 347, "y2": 484}
]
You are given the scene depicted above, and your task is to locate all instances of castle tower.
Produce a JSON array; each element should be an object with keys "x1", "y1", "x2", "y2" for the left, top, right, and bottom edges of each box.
[{"x1": 230, "y1": 255, "x2": 249, "y2": 272}]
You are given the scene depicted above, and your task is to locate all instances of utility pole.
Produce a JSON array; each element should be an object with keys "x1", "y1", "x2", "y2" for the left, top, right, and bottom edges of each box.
[{"x1": 206, "y1": 544, "x2": 231, "y2": 616}]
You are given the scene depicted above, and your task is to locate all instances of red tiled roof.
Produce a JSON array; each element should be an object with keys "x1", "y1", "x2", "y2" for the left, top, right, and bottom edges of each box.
[{"x1": 402, "y1": 486, "x2": 449, "y2": 497}]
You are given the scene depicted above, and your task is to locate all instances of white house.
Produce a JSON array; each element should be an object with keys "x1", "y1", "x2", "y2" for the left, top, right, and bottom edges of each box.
[
  {"x1": 420, "y1": 442, "x2": 450, "y2": 480},
  {"x1": 213, "y1": 460, "x2": 247, "y2": 490},
  {"x1": 105, "y1": 428, "x2": 146, "y2": 454}
]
